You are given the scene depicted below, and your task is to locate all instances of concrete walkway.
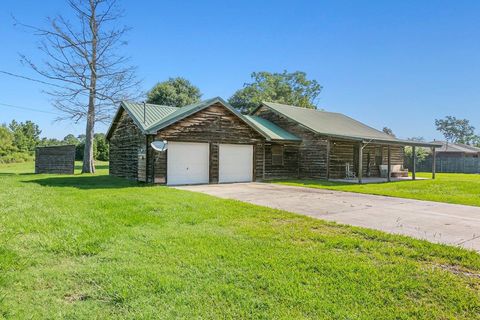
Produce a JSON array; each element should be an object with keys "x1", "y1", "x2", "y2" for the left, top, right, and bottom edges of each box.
[{"x1": 176, "y1": 183, "x2": 480, "y2": 252}]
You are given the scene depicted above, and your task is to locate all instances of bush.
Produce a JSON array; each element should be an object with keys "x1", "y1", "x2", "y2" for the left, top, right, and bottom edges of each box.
[{"x1": 0, "y1": 152, "x2": 33, "y2": 164}]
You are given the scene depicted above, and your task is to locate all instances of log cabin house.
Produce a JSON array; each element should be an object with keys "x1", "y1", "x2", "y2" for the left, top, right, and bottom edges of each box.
[{"x1": 106, "y1": 97, "x2": 440, "y2": 185}]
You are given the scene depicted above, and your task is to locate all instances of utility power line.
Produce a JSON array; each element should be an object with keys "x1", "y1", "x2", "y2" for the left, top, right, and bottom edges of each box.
[
  {"x1": 0, "y1": 102, "x2": 61, "y2": 115},
  {"x1": 0, "y1": 70, "x2": 67, "y2": 89}
]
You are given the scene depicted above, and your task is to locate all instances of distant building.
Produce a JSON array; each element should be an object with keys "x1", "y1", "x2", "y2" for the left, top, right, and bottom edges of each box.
[{"x1": 431, "y1": 141, "x2": 480, "y2": 158}]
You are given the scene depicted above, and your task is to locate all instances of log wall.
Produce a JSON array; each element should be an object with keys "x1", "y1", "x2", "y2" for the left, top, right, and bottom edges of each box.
[
  {"x1": 35, "y1": 145, "x2": 75, "y2": 174},
  {"x1": 255, "y1": 107, "x2": 328, "y2": 179},
  {"x1": 109, "y1": 109, "x2": 146, "y2": 180}
]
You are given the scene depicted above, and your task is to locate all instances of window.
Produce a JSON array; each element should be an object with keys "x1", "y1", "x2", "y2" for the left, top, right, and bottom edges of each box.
[
  {"x1": 271, "y1": 145, "x2": 284, "y2": 166},
  {"x1": 375, "y1": 147, "x2": 383, "y2": 165}
]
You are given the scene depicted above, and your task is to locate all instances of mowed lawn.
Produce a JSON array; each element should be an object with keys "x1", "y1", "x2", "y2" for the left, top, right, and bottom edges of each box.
[
  {"x1": 1, "y1": 163, "x2": 480, "y2": 319},
  {"x1": 273, "y1": 172, "x2": 480, "y2": 207}
]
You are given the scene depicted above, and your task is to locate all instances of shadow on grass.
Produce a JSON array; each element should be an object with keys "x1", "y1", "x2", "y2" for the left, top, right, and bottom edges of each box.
[
  {"x1": 24, "y1": 174, "x2": 143, "y2": 190},
  {"x1": 74, "y1": 163, "x2": 109, "y2": 171},
  {"x1": 268, "y1": 178, "x2": 409, "y2": 187}
]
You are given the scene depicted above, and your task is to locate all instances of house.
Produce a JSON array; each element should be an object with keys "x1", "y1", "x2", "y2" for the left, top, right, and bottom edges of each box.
[
  {"x1": 431, "y1": 141, "x2": 480, "y2": 158},
  {"x1": 106, "y1": 97, "x2": 440, "y2": 185}
]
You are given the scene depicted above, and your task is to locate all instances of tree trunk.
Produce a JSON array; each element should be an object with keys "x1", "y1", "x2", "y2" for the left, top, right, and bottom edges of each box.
[
  {"x1": 82, "y1": 104, "x2": 95, "y2": 173},
  {"x1": 82, "y1": 0, "x2": 98, "y2": 174}
]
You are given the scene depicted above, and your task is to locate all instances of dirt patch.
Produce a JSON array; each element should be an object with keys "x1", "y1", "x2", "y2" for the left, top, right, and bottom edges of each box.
[
  {"x1": 438, "y1": 264, "x2": 480, "y2": 279},
  {"x1": 64, "y1": 293, "x2": 90, "y2": 303}
]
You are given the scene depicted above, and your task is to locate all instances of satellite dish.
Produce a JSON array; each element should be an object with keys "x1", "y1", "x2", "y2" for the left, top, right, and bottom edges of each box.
[{"x1": 151, "y1": 140, "x2": 168, "y2": 152}]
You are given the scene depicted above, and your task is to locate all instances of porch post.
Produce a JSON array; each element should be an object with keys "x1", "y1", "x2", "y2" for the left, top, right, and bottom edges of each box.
[
  {"x1": 358, "y1": 142, "x2": 363, "y2": 184},
  {"x1": 412, "y1": 146, "x2": 417, "y2": 180},
  {"x1": 387, "y1": 145, "x2": 391, "y2": 182},
  {"x1": 326, "y1": 138, "x2": 331, "y2": 180},
  {"x1": 431, "y1": 147, "x2": 436, "y2": 179}
]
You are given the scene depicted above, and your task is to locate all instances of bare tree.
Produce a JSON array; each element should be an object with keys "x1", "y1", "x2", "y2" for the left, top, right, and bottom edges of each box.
[{"x1": 17, "y1": 0, "x2": 140, "y2": 173}]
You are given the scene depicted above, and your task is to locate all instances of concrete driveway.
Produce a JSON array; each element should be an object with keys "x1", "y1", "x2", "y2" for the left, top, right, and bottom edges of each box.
[{"x1": 176, "y1": 183, "x2": 480, "y2": 252}]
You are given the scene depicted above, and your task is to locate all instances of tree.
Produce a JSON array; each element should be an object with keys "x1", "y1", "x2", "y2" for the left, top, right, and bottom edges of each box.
[
  {"x1": 0, "y1": 125, "x2": 16, "y2": 157},
  {"x1": 404, "y1": 137, "x2": 429, "y2": 170},
  {"x1": 382, "y1": 127, "x2": 395, "y2": 137},
  {"x1": 435, "y1": 116, "x2": 477, "y2": 144},
  {"x1": 63, "y1": 134, "x2": 80, "y2": 145},
  {"x1": 38, "y1": 137, "x2": 62, "y2": 147},
  {"x1": 146, "y1": 77, "x2": 202, "y2": 107},
  {"x1": 8, "y1": 120, "x2": 41, "y2": 153},
  {"x1": 229, "y1": 71, "x2": 322, "y2": 114},
  {"x1": 17, "y1": 0, "x2": 139, "y2": 173},
  {"x1": 94, "y1": 133, "x2": 109, "y2": 161}
]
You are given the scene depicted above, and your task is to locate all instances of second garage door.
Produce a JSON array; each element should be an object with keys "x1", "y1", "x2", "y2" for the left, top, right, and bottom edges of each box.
[
  {"x1": 167, "y1": 142, "x2": 209, "y2": 185},
  {"x1": 219, "y1": 144, "x2": 253, "y2": 183}
]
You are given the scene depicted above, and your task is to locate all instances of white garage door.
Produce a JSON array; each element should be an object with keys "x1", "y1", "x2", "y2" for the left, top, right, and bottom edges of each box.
[
  {"x1": 219, "y1": 144, "x2": 253, "y2": 183},
  {"x1": 167, "y1": 142, "x2": 209, "y2": 185}
]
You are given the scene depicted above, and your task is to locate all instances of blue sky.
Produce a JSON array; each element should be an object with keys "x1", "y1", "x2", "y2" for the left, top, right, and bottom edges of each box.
[{"x1": 1, "y1": 0, "x2": 479, "y2": 140}]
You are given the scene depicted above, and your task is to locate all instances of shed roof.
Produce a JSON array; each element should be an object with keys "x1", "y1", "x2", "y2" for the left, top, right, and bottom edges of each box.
[
  {"x1": 244, "y1": 115, "x2": 301, "y2": 142},
  {"x1": 256, "y1": 102, "x2": 441, "y2": 147}
]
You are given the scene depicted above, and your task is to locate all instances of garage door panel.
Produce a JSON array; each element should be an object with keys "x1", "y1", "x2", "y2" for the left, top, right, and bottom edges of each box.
[
  {"x1": 167, "y1": 142, "x2": 209, "y2": 185},
  {"x1": 219, "y1": 144, "x2": 253, "y2": 183}
]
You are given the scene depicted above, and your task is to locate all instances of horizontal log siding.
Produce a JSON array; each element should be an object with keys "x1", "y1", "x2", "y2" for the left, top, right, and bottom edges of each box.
[
  {"x1": 329, "y1": 140, "x2": 405, "y2": 179},
  {"x1": 109, "y1": 109, "x2": 146, "y2": 180},
  {"x1": 255, "y1": 107, "x2": 327, "y2": 179},
  {"x1": 153, "y1": 103, "x2": 265, "y2": 184},
  {"x1": 35, "y1": 145, "x2": 75, "y2": 174},
  {"x1": 329, "y1": 141, "x2": 355, "y2": 179},
  {"x1": 263, "y1": 144, "x2": 300, "y2": 179}
]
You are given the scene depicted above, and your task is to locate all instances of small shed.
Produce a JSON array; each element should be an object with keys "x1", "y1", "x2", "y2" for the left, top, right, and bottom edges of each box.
[{"x1": 35, "y1": 145, "x2": 76, "y2": 174}]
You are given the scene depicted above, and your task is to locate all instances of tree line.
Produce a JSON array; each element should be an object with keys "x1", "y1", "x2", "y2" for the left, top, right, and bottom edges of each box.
[
  {"x1": 145, "y1": 71, "x2": 322, "y2": 114},
  {"x1": 0, "y1": 120, "x2": 108, "y2": 164}
]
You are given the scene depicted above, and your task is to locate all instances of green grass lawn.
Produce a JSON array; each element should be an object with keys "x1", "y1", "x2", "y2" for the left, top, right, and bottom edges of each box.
[
  {"x1": 272, "y1": 172, "x2": 480, "y2": 207},
  {"x1": 1, "y1": 162, "x2": 479, "y2": 319}
]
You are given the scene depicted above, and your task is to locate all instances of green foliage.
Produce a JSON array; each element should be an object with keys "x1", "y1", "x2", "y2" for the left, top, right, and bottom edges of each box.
[
  {"x1": 0, "y1": 163, "x2": 479, "y2": 318},
  {"x1": 0, "y1": 125, "x2": 16, "y2": 157},
  {"x1": 0, "y1": 120, "x2": 108, "y2": 163},
  {"x1": 94, "y1": 133, "x2": 109, "y2": 161},
  {"x1": 62, "y1": 134, "x2": 80, "y2": 145},
  {"x1": 75, "y1": 134, "x2": 108, "y2": 161},
  {"x1": 8, "y1": 120, "x2": 41, "y2": 153},
  {"x1": 435, "y1": 116, "x2": 478, "y2": 144},
  {"x1": 404, "y1": 137, "x2": 430, "y2": 169},
  {"x1": 0, "y1": 124, "x2": 32, "y2": 163},
  {"x1": 38, "y1": 137, "x2": 62, "y2": 147},
  {"x1": 146, "y1": 77, "x2": 202, "y2": 107},
  {"x1": 229, "y1": 71, "x2": 322, "y2": 114}
]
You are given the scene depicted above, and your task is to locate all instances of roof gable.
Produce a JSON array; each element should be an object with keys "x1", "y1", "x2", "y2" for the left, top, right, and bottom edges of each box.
[
  {"x1": 106, "y1": 101, "x2": 178, "y2": 139},
  {"x1": 107, "y1": 97, "x2": 277, "y2": 141}
]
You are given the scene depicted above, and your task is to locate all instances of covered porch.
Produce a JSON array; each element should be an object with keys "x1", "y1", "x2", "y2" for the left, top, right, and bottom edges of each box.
[{"x1": 326, "y1": 137, "x2": 441, "y2": 184}]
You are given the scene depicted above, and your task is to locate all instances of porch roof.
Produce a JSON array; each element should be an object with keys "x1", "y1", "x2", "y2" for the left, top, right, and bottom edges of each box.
[{"x1": 257, "y1": 102, "x2": 442, "y2": 148}]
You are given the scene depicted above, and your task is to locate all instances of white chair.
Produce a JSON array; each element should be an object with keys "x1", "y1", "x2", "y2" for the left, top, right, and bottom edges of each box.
[{"x1": 345, "y1": 163, "x2": 356, "y2": 179}]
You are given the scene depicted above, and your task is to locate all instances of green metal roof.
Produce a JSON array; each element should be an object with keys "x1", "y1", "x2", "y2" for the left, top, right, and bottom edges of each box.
[
  {"x1": 145, "y1": 97, "x2": 224, "y2": 133},
  {"x1": 257, "y1": 102, "x2": 441, "y2": 147},
  {"x1": 108, "y1": 97, "x2": 286, "y2": 141},
  {"x1": 122, "y1": 101, "x2": 178, "y2": 131},
  {"x1": 244, "y1": 115, "x2": 301, "y2": 141}
]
